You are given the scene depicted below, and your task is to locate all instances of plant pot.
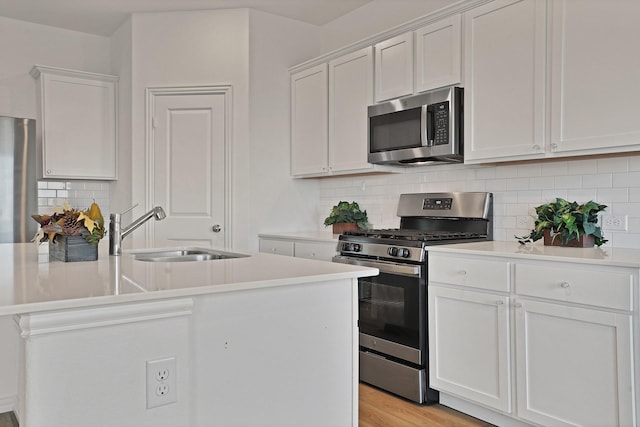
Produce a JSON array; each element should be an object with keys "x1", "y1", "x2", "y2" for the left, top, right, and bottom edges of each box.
[
  {"x1": 543, "y1": 229, "x2": 595, "y2": 248},
  {"x1": 332, "y1": 222, "x2": 359, "y2": 234},
  {"x1": 49, "y1": 235, "x2": 98, "y2": 262}
]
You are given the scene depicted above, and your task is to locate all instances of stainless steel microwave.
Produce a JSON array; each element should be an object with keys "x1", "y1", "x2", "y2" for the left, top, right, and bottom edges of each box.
[{"x1": 368, "y1": 86, "x2": 463, "y2": 166}]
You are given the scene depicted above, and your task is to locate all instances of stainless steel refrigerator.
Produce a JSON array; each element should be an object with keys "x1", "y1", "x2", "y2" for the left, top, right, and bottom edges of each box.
[{"x1": 0, "y1": 116, "x2": 37, "y2": 243}]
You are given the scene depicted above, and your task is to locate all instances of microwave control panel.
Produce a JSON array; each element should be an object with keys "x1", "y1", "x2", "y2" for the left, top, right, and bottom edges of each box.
[{"x1": 428, "y1": 101, "x2": 449, "y2": 145}]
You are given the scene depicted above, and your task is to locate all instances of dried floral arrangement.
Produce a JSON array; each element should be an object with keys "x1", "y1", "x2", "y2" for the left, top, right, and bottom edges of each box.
[{"x1": 32, "y1": 201, "x2": 106, "y2": 244}]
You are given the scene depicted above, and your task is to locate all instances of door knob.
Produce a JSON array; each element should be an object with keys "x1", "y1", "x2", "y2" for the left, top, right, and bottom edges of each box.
[{"x1": 212, "y1": 224, "x2": 221, "y2": 232}]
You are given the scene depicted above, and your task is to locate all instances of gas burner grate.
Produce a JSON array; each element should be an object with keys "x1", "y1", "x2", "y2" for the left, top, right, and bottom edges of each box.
[{"x1": 343, "y1": 229, "x2": 486, "y2": 242}]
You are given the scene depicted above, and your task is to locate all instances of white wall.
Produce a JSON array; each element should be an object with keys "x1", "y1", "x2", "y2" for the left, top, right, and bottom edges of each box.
[
  {"x1": 247, "y1": 10, "x2": 322, "y2": 249},
  {"x1": 128, "y1": 10, "x2": 251, "y2": 249},
  {"x1": 0, "y1": 16, "x2": 111, "y2": 119}
]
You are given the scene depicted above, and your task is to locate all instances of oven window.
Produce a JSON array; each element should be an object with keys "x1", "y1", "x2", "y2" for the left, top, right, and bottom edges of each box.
[{"x1": 359, "y1": 272, "x2": 424, "y2": 349}]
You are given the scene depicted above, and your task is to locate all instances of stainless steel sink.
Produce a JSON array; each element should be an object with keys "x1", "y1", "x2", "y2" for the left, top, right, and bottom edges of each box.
[{"x1": 130, "y1": 247, "x2": 249, "y2": 263}]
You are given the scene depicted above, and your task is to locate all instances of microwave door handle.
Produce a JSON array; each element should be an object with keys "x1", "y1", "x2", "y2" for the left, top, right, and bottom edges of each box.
[{"x1": 421, "y1": 105, "x2": 433, "y2": 147}]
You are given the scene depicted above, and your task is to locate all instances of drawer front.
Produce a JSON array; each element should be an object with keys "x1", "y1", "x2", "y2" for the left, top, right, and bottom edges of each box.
[
  {"x1": 515, "y1": 263, "x2": 633, "y2": 311},
  {"x1": 258, "y1": 239, "x2": 294, "y2": 257},
  {"x1": 429, "y1": 253, "x2": 510, "y2": 292},
  {"x1": 294, "y1": 241, "x2": 336, "y2": 261}
]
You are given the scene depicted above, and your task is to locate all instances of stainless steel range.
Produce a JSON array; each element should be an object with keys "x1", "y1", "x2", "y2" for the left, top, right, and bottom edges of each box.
[{"x1": 333, "y1": 192, "x2": 493, "y2": 403}]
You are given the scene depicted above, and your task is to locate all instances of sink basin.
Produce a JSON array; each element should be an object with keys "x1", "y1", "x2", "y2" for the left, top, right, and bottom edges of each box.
[{"x1": 130, "y1": 247, "x2": 249, "y2": 263}]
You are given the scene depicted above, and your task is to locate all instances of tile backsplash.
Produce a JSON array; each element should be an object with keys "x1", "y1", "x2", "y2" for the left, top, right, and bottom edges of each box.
[
  {"x1": 37, "y1": 180, "x2": 110, "y2": 218},
  {"x1": 318, "y1": 154, "x2": 640, "y2": 249}
]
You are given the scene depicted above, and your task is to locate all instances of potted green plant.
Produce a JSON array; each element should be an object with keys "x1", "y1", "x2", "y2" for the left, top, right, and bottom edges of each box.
[
  {"x1": 516, "y1": 198, "x2": 607, "y2": 247},
  {"x1": 324, "y1": 201, "x2": 369, "y2": 234}
]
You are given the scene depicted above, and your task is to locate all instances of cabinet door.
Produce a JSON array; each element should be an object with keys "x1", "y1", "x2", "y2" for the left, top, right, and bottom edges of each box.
[
  {"x1": 32, "y1": 66, "x2": 118, "y2": 180},
  {"x1": 549, "y1": 0, "x2": 640, "y2": 155},
  {"x1": 258, "y1": 239, "x2": 294, "y2": 257},
  {"x1": 429, "y1": 286, "x2": 511, "y2": 412},
  {"x1": 515, "y1": 299, "x2": 634, "y2": 427},
  {"x1": 374, "y1": 32, "x2": 414, "y2": 102},
  {"x1": 294, "y1": 241, "x2": 336, "y2": 261},
  {"x1": 463, "y1": 0, "x2": 546, "y2": 163},
  {"x1": 415, "y1": 14, "x2": 461, "y2": 92},
  {"x1": 291, "y1": 64, "x2": 328, "y2": 176},
  {"x1": 329, "y1": 47, "x2": 374, "y2": 173}
]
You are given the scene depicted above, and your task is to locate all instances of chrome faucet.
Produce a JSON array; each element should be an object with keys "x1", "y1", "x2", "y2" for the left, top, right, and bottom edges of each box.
[{"x1": 109, "y1": 206, "x2": 166, "y2": 256}]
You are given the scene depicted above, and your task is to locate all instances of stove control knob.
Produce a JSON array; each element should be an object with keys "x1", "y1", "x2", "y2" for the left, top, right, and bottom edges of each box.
[
  {"x1": 388, "y1": 247, "x2": 398, "y2": 257},
  {"x1": 353, "y1": 244, "x2": 361, "y2": 252},
  {"x1": 399, "y1": 248, "x2": 411, "y2": 258}
]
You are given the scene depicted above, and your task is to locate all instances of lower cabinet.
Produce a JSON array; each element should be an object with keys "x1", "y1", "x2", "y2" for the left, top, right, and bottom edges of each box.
[
  {"x1": 429, "y1": 287, "x2": 511, "y2": 412},
  {"x1": 515, "y1": 299, "x2": 634, "y2": 427},
  {"x1": 258, "y1": 235, "x2": 337, "y2": 261},
  {"x1": 428, "y1": 252, "x2": 637, "y2": 427}
]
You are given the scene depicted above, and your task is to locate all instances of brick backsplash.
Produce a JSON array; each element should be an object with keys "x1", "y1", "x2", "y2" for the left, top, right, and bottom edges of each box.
[
  {"x1": 37, "y1": 180, "x2": 110, "y2": 219},
  {"x1": 319, "y1": 154, "x2": 640, "y2": 249}
]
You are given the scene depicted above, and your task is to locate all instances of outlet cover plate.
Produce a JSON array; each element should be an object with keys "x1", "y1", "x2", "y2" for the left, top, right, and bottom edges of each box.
[{"x1": 146, "y1": 357, "x2": 177, "y2": 409}]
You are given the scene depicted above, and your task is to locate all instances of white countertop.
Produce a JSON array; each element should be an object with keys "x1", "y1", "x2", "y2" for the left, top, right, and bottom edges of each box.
[
  {"x1": 0, "y1": 240, "x2": 377, "y2": 316},
  {"x1": 427, "y1": 241, "x2": 640, "y2": 268},
  {"x1": 258, "y1": 231, "x2": 339, "y2": 243}
]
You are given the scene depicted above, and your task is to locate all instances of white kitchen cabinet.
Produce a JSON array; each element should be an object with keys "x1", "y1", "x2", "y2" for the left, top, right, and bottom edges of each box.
[
  {"x1": 328, "y1": 47, "x2": 374, "y2": 173},
  {"x1": 463, "y1": 0, "x2": 546, "y2": 163},
  {"x1": 31, "y1": 65, "x2": 118, "y2": 180},
  {"x1": 515, "y1": 300, "x2": 633, "y2": 427},
  {"x1": 429, "y1": 286, "x2": 511, "y2": 412},
  {"x1": 258, "y1": 238, "x2": 294, "y2": 257},
  {"x1": 258, "y1": 234, "x2": 337, "y2": 261},
  {"x1": 290, "y1": 63, "x2": 328, "y2": 176},
  {"x1": 374, "y1": 32, "x2": 414, "y2": 102},
  {"x1": 291, "y1": 48, "x2": 394, "y2": 178},
  {"x1": 414, "y1": 14, "x2": 462, "y2": 92},
  {"x1": 549, "y1": 0, "x2": 640, "y2": 156},
  {"x1": 428, "y1": 250, "x2": 638, "y2": 426}
]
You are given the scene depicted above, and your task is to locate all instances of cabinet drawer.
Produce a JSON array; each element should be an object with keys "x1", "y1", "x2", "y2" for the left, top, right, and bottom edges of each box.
[
  {"x1": 258, "y1": 239, "x2": 294, "y2": 257},
  {"x1": 515, "y1": 263, "x2": 633, "y2": 311},
  {"x1": 429, "y1": 254, "x2": 510, "y2": 292},
  {"x1": 294, "y1": 242, "x2": 336, "y2": 261}
]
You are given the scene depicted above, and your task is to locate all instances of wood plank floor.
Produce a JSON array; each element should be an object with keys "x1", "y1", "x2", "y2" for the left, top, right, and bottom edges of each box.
[
  {"x1": 359, "y1": 383, "x2": 494, "y2": 427},
  {"x1": 0, "y1": 412, "x2": 18, "y2": 427}
]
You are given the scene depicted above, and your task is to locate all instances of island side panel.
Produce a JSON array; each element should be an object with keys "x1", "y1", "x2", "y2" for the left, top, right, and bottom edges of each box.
[
  {"x1": 17, "y1": 299, "x2": 193, "y2": 427},
  {"x1": 0, "y1": 316, "x2": 18, "y2": 413},
  {"x1": 191, "y1": 277, "x2": 358, "y2": 427}
]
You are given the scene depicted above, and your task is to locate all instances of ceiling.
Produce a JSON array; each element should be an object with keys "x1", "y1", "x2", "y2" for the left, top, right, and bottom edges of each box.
[{"x1": 0, "y1": 0, "x2": 373, "y2": 37}]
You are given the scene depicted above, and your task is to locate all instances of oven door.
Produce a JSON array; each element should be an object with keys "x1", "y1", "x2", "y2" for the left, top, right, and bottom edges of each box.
[
  {"x1": 359, "y1": 265, "x2": 425, "y2": 366},
  {"x1": 333, "y1": 256, "x2": 426, "y2": 364}
]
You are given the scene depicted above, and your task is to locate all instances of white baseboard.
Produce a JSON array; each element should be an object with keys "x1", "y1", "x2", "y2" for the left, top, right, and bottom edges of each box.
[
  {"x1": 0, "y1": 394, "x2": 16, "y2": 414},
  {"x1": 440, "y1": 393, "x2": 534, "y2": 427}
]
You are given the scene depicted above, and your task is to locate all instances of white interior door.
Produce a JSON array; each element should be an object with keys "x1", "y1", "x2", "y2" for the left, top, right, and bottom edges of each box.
[{"x1": 148, "y1": 87, "x2": 230, "y2": 248}]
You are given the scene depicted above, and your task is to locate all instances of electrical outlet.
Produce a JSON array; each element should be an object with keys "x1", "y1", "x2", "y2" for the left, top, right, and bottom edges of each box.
[
  {"x1": 601, "y1": 214, "x2": 628, "y2": 231},
  {"x1": 146, "y1": 357, "x2": 177, "y2": 409}
]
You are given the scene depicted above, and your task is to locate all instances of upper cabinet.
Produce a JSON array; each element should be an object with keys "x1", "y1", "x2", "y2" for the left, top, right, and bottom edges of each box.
[
  {"x1": 374, "y1": 14, "x2": 463, "y2": 102},
  {"x1": 329, "y1": 48, "x2": 375, "y2": 173},
  {"x1": 291, "y1": 47, "x2": 394, "y2": 178},
  {"x1": 465, "y1": 0, "x2": 640, "y2": 164},
  {"x1": 31, "y1": 65, "x2": 118, "y2": 180},
  {"x1": 415, "y1": 14, "x2": 462, "y2": 93},
  {"x1": 374, "y1": 32, "x2": 414, "y2": 102},
  {"x1": 549, "y1": 0, "x2": 640, "y2": 155},
  {"x1": 463, "y1": 0, "x2": 546, "y2": 163},
  {"x1": 290, "y1": 63, "x2": 328, "y2": 176}
]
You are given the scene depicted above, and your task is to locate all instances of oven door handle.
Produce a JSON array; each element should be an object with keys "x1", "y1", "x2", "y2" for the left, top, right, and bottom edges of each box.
[{"x1": 332, "y1": 256, "x2": 421, "y2": 278}]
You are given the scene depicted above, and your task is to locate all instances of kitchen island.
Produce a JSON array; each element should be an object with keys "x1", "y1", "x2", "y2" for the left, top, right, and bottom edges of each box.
[{"x1": 0, "y1": 241, "x2": 376, "y2": 427}]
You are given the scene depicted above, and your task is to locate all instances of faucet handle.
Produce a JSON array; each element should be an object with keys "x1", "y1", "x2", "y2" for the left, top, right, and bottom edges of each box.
[{"x1": 119, "y1": 203, "x2": 139, "y2": 216}]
